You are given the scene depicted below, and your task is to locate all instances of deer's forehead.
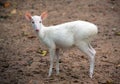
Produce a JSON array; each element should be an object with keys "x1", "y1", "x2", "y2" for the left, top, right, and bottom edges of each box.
[{"x1": 32, "y1": 16, "x2": 42, "y2": 21}]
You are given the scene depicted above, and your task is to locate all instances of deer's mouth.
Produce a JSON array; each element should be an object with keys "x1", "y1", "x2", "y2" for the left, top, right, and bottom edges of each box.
[{"x1": 36, "y1": 29, "x2": 39, "y2": 32}]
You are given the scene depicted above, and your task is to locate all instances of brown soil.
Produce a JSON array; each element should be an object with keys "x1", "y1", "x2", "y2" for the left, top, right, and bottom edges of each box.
[{"x1": 0, "y1": 0, "x2": 120, "y2": 84}]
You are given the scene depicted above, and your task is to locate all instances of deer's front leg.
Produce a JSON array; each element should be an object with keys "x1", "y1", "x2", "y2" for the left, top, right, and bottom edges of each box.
[
  {"x1": 56, "y1": 48, "x2": 60, "y2": 75},
  {"x1": 48, "y1": 48, "x2": 56, "y2": 77}
]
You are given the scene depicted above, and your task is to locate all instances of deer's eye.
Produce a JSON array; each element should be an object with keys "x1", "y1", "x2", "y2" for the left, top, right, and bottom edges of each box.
[{"x1": 32, "y1": 21, "x2": 34, "y2": 24}]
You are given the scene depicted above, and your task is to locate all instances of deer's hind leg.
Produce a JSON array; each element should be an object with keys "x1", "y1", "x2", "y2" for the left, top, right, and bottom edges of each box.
[{"x1": 76, "y1": 41, "x2": 96, "y2": 78}]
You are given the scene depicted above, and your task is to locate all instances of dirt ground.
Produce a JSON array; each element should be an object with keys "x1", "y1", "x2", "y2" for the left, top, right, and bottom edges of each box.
[{"x1": 0, "y1": 0, "x2": 120, "y2": 84}]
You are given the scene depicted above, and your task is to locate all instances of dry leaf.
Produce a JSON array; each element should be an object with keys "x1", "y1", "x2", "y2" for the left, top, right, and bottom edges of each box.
[
  {"x1": 117, "y1": 64, "x2": 120, "y2": 67},
  {"x1": 41, "y1": 50, "x2": 47, "y2": 56},
  {"x1": 37, "y1": 48, "x2": 47, "y2": 56},
  {"x1": 18, "y1": 11, "x2": 23, "y2": 16},
  {"x1": 115, "y1": 32, "x2": 120, "y2": 36},
  {"x1": 106, "y1": 80, "x2": 113, "y2": 84},
  {"x1": 22, "y1": 31, "x2": 29, "y2": 36},
  {"x1": 12, "y1": 2, "x2": 17, "y2": 8},
  {"x1": 10, "y1": 9, "x2": 17, "y2": 14},
  {"x1": 4, "y1": 2, "x2": 10, "y2": 8}
]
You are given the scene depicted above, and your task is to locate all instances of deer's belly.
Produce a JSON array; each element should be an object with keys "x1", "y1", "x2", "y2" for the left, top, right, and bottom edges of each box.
[{"x1": 54, "y1": 37, "x2": 74, "y2": 48}]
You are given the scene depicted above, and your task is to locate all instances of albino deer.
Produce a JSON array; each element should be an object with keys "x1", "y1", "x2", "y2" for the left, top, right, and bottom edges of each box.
[{"x1": 25, "y1": 12, "x2": 98, "y2": 78}]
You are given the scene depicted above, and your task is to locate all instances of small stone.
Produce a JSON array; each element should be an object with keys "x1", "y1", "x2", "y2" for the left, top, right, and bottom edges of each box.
[{"x1": 112, "y1": 28, "x2": 116, "y2": 31}]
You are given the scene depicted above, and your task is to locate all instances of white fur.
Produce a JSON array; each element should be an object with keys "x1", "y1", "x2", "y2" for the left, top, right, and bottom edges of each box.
[{"x1": 30, "y1": 15, "x2": 98, "y2": 78}]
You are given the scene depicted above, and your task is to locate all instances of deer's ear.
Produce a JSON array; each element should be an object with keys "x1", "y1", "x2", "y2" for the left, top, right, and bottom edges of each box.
[
  {"x1": 25, "y1": 12, "x2": 32, "y2": 21},
  {"x1": 41, "y1": 11, "x2": 48, "y2": 20}
]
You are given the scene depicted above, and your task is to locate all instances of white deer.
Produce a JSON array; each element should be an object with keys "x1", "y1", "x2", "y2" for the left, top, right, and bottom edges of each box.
[{"x1": 25, "y1": 11, "x2": 98, "y2": 78}]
